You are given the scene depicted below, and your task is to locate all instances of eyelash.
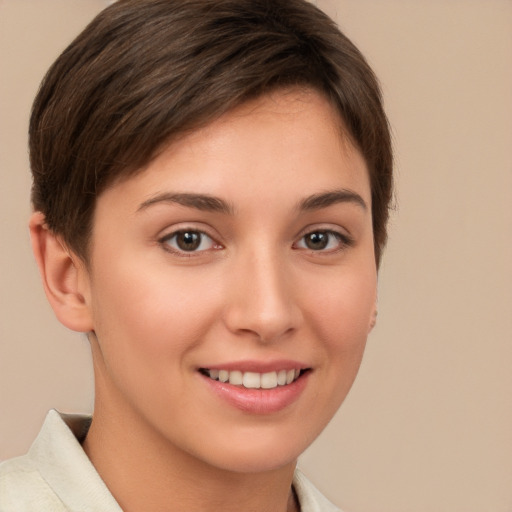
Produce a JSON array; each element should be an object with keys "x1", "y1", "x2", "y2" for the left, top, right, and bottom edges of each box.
[{"x1": 158, "y1": 228, "x2": 353, "y2": 257}]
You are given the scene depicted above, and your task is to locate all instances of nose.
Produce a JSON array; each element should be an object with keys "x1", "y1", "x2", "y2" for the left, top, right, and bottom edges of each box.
[{"x1": 222, "y1": 248, "x2": 303, "y2": 343}]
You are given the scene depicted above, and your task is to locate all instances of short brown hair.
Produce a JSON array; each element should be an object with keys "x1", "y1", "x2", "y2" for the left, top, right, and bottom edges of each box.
[{"x1": 30, "y1": 0, "x2": 392, "y2": 264}]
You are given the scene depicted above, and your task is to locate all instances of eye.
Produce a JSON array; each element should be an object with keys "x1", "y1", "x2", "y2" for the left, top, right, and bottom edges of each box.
[
  {"x1": 160, "y1": 230, "x2": 219, "y2": 254},
  {"x1": 295, "y1": 230, "x2": 351, "y2": 252}
]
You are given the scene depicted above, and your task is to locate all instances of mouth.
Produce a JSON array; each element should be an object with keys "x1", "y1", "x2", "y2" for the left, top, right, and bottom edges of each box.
[{"x1": 199, "y1": 368, "x2": 309, "y2": 390}]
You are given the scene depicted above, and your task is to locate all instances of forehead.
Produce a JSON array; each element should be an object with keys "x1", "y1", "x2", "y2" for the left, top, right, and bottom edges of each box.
[
  {"x1": 96, "y1": 89, "x2": 370, "y2": 215},
  {"x1": 174, "y1": 88, "x2": 354, "y2": 163}
]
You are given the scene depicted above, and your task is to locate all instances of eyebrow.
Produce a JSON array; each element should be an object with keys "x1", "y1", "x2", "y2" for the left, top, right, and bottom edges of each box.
[
  {"x1": 137, "y1": 188, "x2": 367, "y2": 215},
  {"x1": 298, "y1": 189, "x2": 368, "y2": 212},
  {"x1": 138, "y1": 192, "x2": 233, "y2": 214}
]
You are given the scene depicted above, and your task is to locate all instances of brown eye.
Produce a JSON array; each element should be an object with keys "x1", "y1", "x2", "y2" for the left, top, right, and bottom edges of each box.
[
  {"x1": 176, "y1": 231, "x2": 201, "y2": 251},
  {"x1": 304, "y1": 231, "x2": 329, "y2": 250},
  {"x1": 295, "y1": 230, "x2": 352, "y2": 252},
  {"x1": 161, "y1": 230, "x2": 217, "y2": 253}
]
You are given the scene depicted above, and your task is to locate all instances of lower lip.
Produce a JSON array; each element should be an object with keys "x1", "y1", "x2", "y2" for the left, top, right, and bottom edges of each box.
[{"x1": 201, "y1": 372, "x2": 309, "y2": 414}]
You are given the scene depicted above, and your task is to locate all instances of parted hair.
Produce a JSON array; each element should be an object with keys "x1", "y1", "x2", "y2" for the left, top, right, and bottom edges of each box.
[{"x1": 30, "y1": 0, "x2": 392, "y2": 264}]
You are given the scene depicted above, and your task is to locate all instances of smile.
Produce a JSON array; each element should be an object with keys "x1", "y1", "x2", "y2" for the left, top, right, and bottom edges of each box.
[{"x1": 200, "y1": 368, "x2": 305, "y2": 389}]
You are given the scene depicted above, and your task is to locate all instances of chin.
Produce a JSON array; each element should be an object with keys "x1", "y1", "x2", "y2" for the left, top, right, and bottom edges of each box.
[
  {"x1": 206, "y1": 448, "x2": 299, "y2": 475},
  {"x1": 189, "y1": 426, "x2": 319, "y2": 475}
]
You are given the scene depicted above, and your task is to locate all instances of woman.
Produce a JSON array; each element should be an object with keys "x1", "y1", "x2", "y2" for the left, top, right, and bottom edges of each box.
[{"x1": 0, "y1": 1, "x2": 392, "y2": 510}]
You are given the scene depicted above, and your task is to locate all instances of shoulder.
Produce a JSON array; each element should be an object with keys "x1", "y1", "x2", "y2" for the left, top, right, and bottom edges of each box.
[
  {"x1": 0, "y1": 410, "x2": 121, "y2": 512},
  {"x1": 293, "y1": 468, "x2": 345, "y2": 512},
  {"x1": 0, "y1": 454, "x2": 68, "y2": 511}
]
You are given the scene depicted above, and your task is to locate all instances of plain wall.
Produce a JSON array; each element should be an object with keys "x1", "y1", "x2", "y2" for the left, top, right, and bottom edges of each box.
[{"x1": 1, "y1": 1, "x2": 511, "y2": 511}]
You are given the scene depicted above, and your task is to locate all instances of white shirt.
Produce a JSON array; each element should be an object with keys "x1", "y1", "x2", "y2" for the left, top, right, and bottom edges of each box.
[{"x1": 0, "y1": 410, "x2": 342, "y2": 512}]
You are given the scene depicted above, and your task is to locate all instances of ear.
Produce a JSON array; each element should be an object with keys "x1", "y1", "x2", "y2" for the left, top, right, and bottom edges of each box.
[
  {"x1": 29, "y1": 211, "x2": 94, "y2": 333},
  {"x1": 368, "y1": 296, "x2": 378, "y2": 333}
]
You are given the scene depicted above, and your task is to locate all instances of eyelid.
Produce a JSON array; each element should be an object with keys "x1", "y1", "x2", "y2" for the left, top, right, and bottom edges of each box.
[
  {"x1": 295, "y1": 222, "x2": 353, "y2": 240},
  {"x1": 293, "y1": 226, "x2": 354, "y2": 252}
]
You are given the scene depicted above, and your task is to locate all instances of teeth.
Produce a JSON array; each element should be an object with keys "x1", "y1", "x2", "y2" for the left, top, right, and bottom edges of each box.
[
  {"x1": 261, "y1": 371, "x2": 278, "y2": 389},
  {"x1": 205, "y1": 368, "x2": 303, "y2": 389},
  {"x1": 243, "y1": 372, "x2": 261, "y2": 389},
  {"x1": 229, "y1": 370, "x2": 243, "y2": 386}
]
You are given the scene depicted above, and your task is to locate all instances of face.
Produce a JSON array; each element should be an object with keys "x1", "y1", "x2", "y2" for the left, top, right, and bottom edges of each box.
[{"x1": 81, "y1": 89, "x2": 377, "y2": 474}]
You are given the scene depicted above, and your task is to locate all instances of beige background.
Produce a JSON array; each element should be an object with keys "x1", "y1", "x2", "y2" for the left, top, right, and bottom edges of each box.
[{"x1": 1, "y1": 1, "x2": 511, "y2": 511}]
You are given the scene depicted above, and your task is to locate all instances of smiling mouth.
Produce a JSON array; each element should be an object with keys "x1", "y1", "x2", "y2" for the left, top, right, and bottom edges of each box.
[{"x1": 199, "y1": 368, "x2": 309, "y2": 390}]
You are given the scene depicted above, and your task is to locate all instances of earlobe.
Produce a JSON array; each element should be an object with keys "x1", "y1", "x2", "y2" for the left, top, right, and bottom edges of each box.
[
  {"x1": 29, "y1": 212, "x2": 94, "y2": 333},
  {"x1": 368, "y1": 296, "x2": 378, "y2": 333},
  {"x1": 369, "y1": 308, "x2": 378, "y2": 332}
]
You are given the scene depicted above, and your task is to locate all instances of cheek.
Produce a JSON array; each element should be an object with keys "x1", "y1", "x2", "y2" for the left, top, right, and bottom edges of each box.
[
  {"x1": 294, "y1": 271, "x2": 375, "y2": 446},
  {"x1": 85, "y1": 262, "x2": 225, "y2": 421},
  {"x1": 304, "y1": 264, "x2": 376, "y2": 408},
  {"x1": 308, "y1": 267, "x2": 377, "y2": 349},
  {"x1": 88, "y1": 256, "x2": 222, "y2": 365}
]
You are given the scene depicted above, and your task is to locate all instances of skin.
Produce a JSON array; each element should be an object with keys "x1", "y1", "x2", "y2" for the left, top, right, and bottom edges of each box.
[{"x1": 30, "y1": 89, "x2": 377, "y2": 512}]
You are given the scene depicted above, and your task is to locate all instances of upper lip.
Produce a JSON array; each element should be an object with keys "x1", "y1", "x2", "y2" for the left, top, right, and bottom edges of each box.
[{"x1": 198, "y1": 360, "x2": 310, "y2": 373}]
